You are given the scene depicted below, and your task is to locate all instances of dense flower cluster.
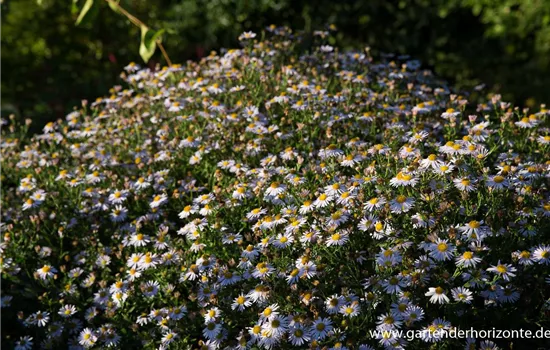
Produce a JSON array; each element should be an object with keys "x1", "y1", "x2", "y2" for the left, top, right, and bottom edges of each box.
[{"x1": 2, "y1": 28, "x2": 550, "y2": 350}]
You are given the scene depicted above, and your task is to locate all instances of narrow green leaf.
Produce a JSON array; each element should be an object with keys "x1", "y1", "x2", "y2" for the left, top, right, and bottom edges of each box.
[
  {"x1": 71, "y1": 0, "x2": 80, "y2": 15},
  {"x1": 75, "y1": 0, "x2": 97, "y2": 26},
  {"x1": 139, "y1": 25, "x2": 165, "y2": 63},
  {"x1": 107, "y1": 0, "x2": 120, "y2": 13}
]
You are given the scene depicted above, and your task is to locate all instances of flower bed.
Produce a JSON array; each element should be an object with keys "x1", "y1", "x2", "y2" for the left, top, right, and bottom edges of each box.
[{"x1": 2, "y1": 28, "x2": 550, "y2": 350}]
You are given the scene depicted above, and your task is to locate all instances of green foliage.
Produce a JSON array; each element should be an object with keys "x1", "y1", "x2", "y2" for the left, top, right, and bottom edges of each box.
[
  {"x1": 452, "y1": 0, "x2": 550, "y2": 57},
  {"x1": 139, "y1": 26, "x2": 165, "y2": 63},
  {"x1": 2, "y1": 0, "x2": 550, "y2": 131},
  {"x1": 1, "y1": 29, "x2": 550, "y2": 349},
  {"x1": 75, "y1": 0, "x2": 97, "y2": 26}
]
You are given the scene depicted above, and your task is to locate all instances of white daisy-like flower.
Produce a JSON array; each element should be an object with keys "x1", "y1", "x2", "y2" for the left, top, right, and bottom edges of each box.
[
  {"x1": 486, "y1": 175, "x2": 509, "y2": 190},
  {"x1": 58, "y1": 304, "x2": 77, "y2": 318},
  {"x1": 425, "y1": 286, "x2": 450, "y2": 304},
  {"x1": 310, "y1": 317, "x2": 333, "y2": 341},
  {"x1": 389, "y1": 195, "x2": 415, "y2": 213},
  {"x1": 533, "y1": 245, "x2": 550, "y2": 264},
  {"x1": 487, "y1": 260, "x2": 517, "y2": 281},
  {"x1": 420, "y1": 154, "x2": 444, "y2": 170},
  {"x1": 238, "y1": 31, "x2": 257, "y2": 40},
  {"x1": 264, "y1": 182, "x2": 286, "y2": 197},
  {"x1": 455, "y1": 251, "x2": 482, "y2": 268},
  {"x1": 36, "y1": 265, "x2": 57, "y2": 280},
  {"x1": 339, "y1": 303, "x2": 360, "y2": 317},
  {"x1": 453, "y1": 177, "x2": 476, "y2": 192},
  {"x1": 441, "y1": 108, "x2": 460, "y2": 119},
  {"x1": 314, "y1": 193, "x2": 333, "y2": 208},
  {"x1": 451, "y1": 287, "x2": 473, "y2": 303},
  {"x1": 150, "y1": 194, "x2": 168, "y2": 208},
  {"x1": 364, "y1": 196, "x2": 386, "y2": 211},
  {"x1": 79, "y1": 328, "x2": 98, "y2": 348},
  {"x1": 325, "y1": 231, "x2": 349, "y2": 247}
]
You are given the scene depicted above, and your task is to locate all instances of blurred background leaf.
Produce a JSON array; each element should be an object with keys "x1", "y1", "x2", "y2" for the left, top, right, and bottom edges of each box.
[
  {"x1": 139, "y1": 26, "x2": 164, "y2": 63},
  {"x1": 2, "y1": 0, "x2": 550, "y2": 132},
  {"x1": 75, "y1": 0, "x2": 97, "y2": 26}
]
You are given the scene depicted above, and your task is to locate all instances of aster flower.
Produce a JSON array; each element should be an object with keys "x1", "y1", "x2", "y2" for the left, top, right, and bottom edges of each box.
[
  {"x1": 364, "y1": 196, "x2": 387, "y2": 211},
  {"x1": 14, "y1": 336, "x2": 33, "y2": 350},
  {"x1": 58, "y1": 304, "x2": 77, "y2": 318},
  {"x1": 325, "y1": 231, "x2": 350, "y2": 247},
  {"x1": 451, "y1": 287, "x2": 473, "y2": 303},
  {"x1": 289, "y1": 324, "x2": 311, "y2": 346},
  {"x1": 390, "y1": 172, "x2": 419, "y2": 187},
  {"x1": 310, "y1": 317, "x2": 333, "y2": 341},
  {"x1": 231, "y1": 295, "x2": 251, "y2": 311},
  {"x1": 533, "y1": 245, "x2": 550, "y2": 264},
  {"x1": 36, "y1": 265, "x2": 57, "y2": 280},
  {"x1": 79, "y1": 328, "x2": 97, "y2": 348},
  {"x1": 420, "y1": 154, "x2": 444, "y2": 170},
  {"x1": 314, "y1": 192, "x2": 333, "y2": 208},
  {"x1": 486, "y1": 175, "x2": 509, "y2": 190},
  {"x1": 453, "y1": 177, "x2": 476, "y2": 192},
  {"x1": 339, "y1": 303, "x2": 360, "y2": 317},
  {"x1": 428, "y1": 239, "x2": 456, "y2": 261},
  {"x1": 425, "y1": 287, "x2": 450, "y2": 304},
  {"x1": 455, "y1": 251, "x2": 482, "y2": 268},
  {"x1": 487, "y1": 261, "x2": 517, "y2": 281},
  {"x1": 389, "y1": 195, "x2": 415, "y2": 213},
  {"x1": 150, "y1": 194, "x2": 168, "y2": 208}
]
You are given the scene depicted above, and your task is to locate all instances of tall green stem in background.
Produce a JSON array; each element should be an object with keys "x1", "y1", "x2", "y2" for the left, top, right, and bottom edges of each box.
[{"x1": 76, "y1": 0, "x2": 171, "y2": 65}]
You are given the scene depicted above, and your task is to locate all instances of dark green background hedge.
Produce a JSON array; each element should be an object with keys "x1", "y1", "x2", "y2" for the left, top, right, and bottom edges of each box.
[{"x1": 3, "y1": 0, "x2": 550, "y2": 131}]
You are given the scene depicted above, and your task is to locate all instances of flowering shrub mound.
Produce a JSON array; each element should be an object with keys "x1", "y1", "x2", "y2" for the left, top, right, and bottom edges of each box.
[{"x1": 2, "y1": 28, "x2": 550, "y2": 350}]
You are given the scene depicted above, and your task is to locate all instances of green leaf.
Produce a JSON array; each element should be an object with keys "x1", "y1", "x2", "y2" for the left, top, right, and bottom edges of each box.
[
  {"x1": 107, "y1": 0, "x2": 120, "y2": 13},
  {"x1": 139, "y1": 25, "x2": 165, "y2": 63},
  {"x1": 75, "y1": 0, "x2": 97, "y2": 26},
  {"x1": 71, "y1": 0, "x2": 80, "y2": 15}
]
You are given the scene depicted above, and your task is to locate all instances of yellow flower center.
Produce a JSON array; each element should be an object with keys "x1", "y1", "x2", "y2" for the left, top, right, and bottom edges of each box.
[
  {"x1": 437, "y1": 243, "x2": 448, "y2": 252},
  {"x1": 469, "y1": 221, "x2": 480, "y2": 229}
]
